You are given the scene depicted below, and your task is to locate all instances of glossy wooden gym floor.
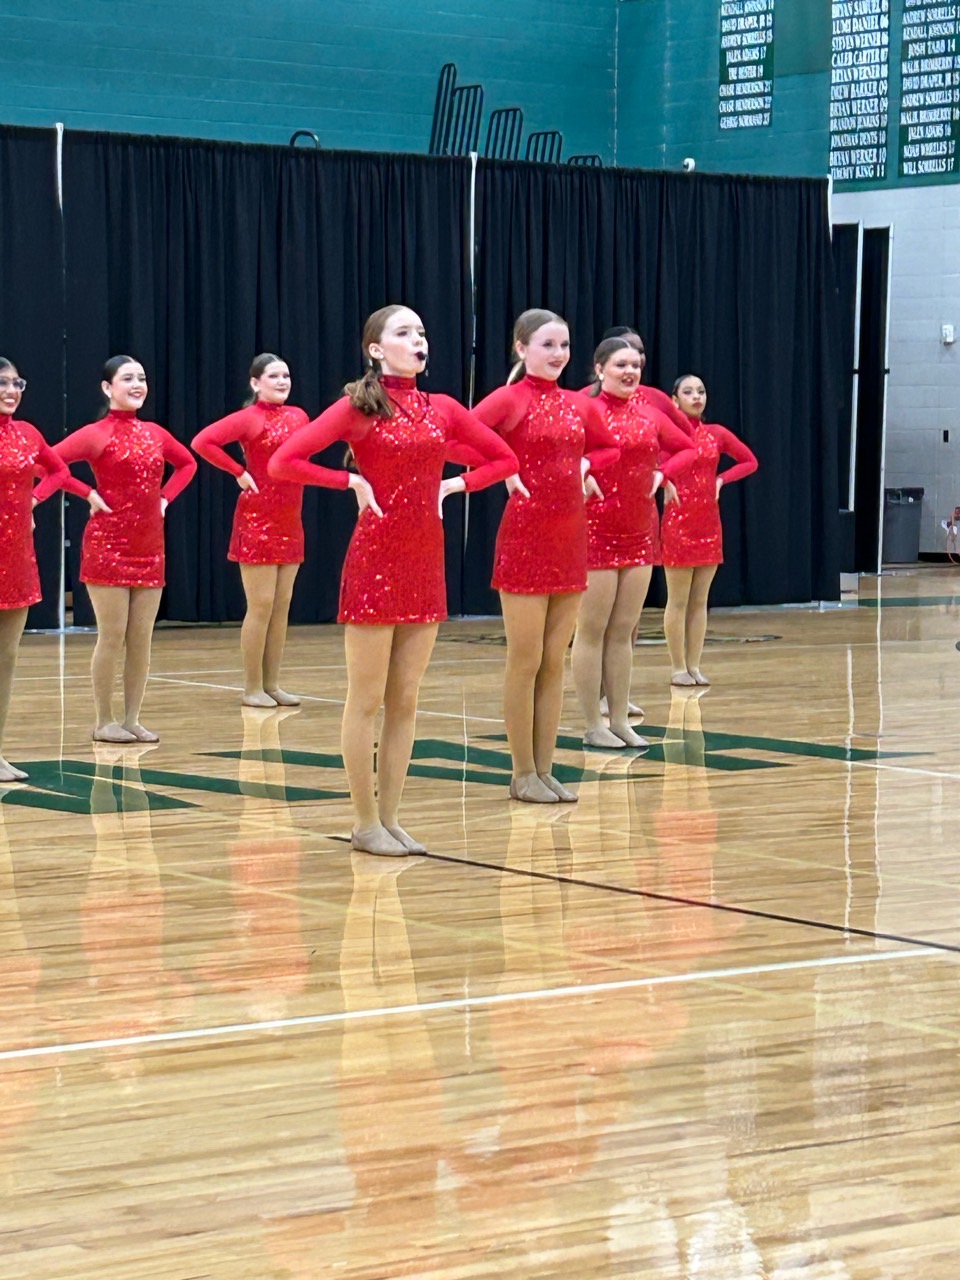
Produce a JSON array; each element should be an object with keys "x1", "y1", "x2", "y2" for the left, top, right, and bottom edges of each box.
[{"x1": 3, "y1": 565, "x2": 960, "y2": 1278}]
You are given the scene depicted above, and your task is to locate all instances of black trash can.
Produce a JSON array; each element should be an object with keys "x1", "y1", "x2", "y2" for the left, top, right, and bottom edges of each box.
[{"x1": 882, "y1": 487, "x2": 924, "y2": 563}]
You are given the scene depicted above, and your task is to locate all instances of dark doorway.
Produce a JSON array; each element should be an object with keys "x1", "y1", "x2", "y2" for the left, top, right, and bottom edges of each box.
[{"x1": 832, "y1": 222, "x2": 891, "y2": 573}]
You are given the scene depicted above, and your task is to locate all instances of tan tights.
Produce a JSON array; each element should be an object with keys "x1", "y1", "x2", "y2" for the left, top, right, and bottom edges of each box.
[
  {"x1": 500, "y1": 591, "x2": 582, "y2": 778},
  {"x1": 663, "y1": 565, "x2": 718, "y2": 678},
  {"x1": 0, "y1": 607, "x2": 28, "y2": 780},
  {"x1": 572, "y1": 565, "x2": 652, "y2": 739},
  {"x1": 341, "y1": 622, "x2": 438, "y2": 839},
  {"x1": 87, "y1": 585, "x2": 162, "y2": 740},
  {"x1": 239, "y1": 562, "x2": 300, "y2": 705}
]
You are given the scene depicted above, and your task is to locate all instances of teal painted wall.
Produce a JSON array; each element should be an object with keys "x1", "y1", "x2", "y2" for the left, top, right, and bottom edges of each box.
[
  {"x1": 617, "y1": 0, "x2": 832, "y2": 176},
  {"x1": 0, "y1": 0, "x2": 944, "y2": 190},
  {"x1": 0, "y1": 0, "x2": 616, "y2": 157}
]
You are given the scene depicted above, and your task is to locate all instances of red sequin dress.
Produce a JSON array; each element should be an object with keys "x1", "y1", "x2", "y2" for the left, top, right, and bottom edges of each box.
[
  {"x1": 659, "y1": 417, "x2": 758, "y2": 567},
  {"x1": 580, "y1": 381, "x2": 693, "y2": 434},
  {"x1": 191, "y1": 401, "x2": 308, "y2": 564},
  {"x1": 55, "y1": 412, "x2": 197, "y2": 588},
  {"x1": 0, "y1": 417, "x2": 87, "y2": 609},
  {"x1": 269, "y1": 377, "x2": 519, "y2": 624},
  {"x1": 473, "y1": 375, "x2": 619, "y2": 594},
  {"x1": 584, "y1": 390, "x2": 697, "y2": 570}
]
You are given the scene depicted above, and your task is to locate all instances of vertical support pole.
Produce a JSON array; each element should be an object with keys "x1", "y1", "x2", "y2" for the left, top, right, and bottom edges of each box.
[{"x1": 56, "y1": 122, "x2": 67, "y2": 634}]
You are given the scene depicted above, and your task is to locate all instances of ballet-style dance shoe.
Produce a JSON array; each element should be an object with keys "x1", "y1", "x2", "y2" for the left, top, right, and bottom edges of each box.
[
  {"x1": 0, "y1": 758, "x2": 28, "y2": 782},
  {"x1": 384, "y1": 825, "x2": 428, "y2": 854},
  {"x1": 264, "y1": 687, "x2": 301, "y2": 706},
  {"x1": 608, "y1": 725, "x2": 650, "y2": 749},
  {"x1": 92, "y1": 723, "x2": 138, "y2": 744},
  {"x1": 584, "y1": 726, "x2": 629, "y2": 749},
  {"x1": 689, "y1": 669, "x2": 711, "y2": 686},
  {"x1": 509, "y1": 773, "x2": 560, "y2": 804},
  {"x1": 670, "y1": 671, "x2": 697, "y2": 687},
  {"x1": 242, "y1": 691, "x2": 278, "y2": 708},
  {"x1": 123, "y1": 723, "x2": 160, "y2": 743},
  {"x1": 350, "y1": 825, "x2": 409, "y2": 856},
  {"x1": 538, "y1": 773, "x2": 579, "y2": 802}
]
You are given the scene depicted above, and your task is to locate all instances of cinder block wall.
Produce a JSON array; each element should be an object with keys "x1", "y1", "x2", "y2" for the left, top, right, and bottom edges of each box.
[{"x1": 0, "y1": 0, "x2": 615, "y2": 156}]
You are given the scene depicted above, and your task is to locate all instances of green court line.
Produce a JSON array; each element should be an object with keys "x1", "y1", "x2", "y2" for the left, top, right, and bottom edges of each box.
[
  {"x1": 492, "y1": 728, "x2": 918, "y2": 765},
  {"x1": 206, "y1": 741, "x2": 752, "y2": 782},
  {"x1": 61, "y1": 759, "x2": 348, "y2": 803},
  {"x1": 1, "y1": 761, "x2": 196, "y2": 812}
]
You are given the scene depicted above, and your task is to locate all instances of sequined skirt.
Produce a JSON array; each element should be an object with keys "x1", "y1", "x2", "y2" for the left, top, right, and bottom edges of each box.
[
  {"x1": 338, "y1": 507, "x2": 447, "y2": 625},
  {"x1": 80, "y1": 511, "x2": 165, "y2": 589},
  {"x1": 228, "y1": 494, "x2": 304, "y2": 564},
  {"x1": 659, "y1": 497, "x2": 722, "y2": 567},
  {"x1": 0, "y1": 520, "x2": 41, "y2": 609},
  {"x1": 587, "y1": 497, "x2": 660, "y2": 570},
  {"x1": 492, "y1": 491, "x2": 587, "y2": 595}
]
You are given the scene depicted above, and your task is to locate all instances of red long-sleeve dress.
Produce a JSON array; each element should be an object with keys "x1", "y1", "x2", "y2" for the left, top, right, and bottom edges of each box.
[
  {"x1": 191, "y1": 401, "x2": 308, "y2": 564},
  {"x1": 473, "y1": 375, "x2": 619, "y2": 594},
  {"x1": 581, "y1": 381, "x2": 693, "y2": 434},
  {"x1": 55, "y1": 411, "x2": 197, "y2": 588},
  {"x1": 583, "y1": 390, "x2": 698, "y2": 570},
  {"x1": 269, "y1": 377, "x2": 518, "y2": 625},
  {"x1": 0, "y1": 417, "x2": 88, "y2": 610},
  {"x1": 659, "y1": 416, "x2": 758, "y2": 567}
]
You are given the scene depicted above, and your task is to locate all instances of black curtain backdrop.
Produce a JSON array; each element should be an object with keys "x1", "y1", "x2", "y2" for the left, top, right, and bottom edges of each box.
[
  {"x1": 61, "y1": 135, "x2": 472, "y2": 625},
  {"x1": 465, "y1": 162, "x2": 843, "y2": 611},
  {"x1": 0, "y1": 127, "x2": 66, "y2": 628},
  {"x1": 1, "y1": 126, "x2": 842, "y2": 624}
]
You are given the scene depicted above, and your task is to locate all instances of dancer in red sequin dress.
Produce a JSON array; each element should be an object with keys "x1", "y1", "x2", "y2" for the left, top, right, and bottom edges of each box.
[
  {"x1": 0, "y1": 357, "x2": 110, "y2": 781},
  {"x1": 472, "y1": 310, "x2": 619, "y2": 805},
  {"x1": 660, "y1": 374, "x2": 757, "y2": 687},
  {"x1": 270, "y1": 305, "x2": 519, "y2": 856},
  {"x1": 580, "y1": 326, "x2": 692, "y2": 435},
  {"x1": 580, "y1": 325, "x2": 694, "y2": 722},
  {"x1": 56, "y1": 356, "x2": 197, "y2": 743},
  {"x1": 192, "y1": 354, "x2": 308, "y2": 708},
  {"x1": 571, "y1": 337, "x2": 697, "y2": 749}
]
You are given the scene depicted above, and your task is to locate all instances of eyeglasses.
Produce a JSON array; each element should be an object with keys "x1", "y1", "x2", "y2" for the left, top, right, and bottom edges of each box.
[{"x1": 0, "y1": 377, "x2": 26, "y2": 392}]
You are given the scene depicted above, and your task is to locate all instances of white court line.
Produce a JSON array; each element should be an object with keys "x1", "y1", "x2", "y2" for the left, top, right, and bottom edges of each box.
[
  {"x1": 856, "y1": 760, "x2": 960, "y2": 782},
  {"x1": 148, "y1": 676, "x2": 510, "y2": 724},
  {"x1": 13, "y1": 657, "x2": 505, "y2": 683},
  {"x1": 0, "y1": 948, "x2": 938, "y2": 1064}
]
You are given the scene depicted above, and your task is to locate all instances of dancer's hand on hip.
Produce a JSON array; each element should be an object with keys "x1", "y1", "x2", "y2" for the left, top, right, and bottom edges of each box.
[
  {"x1": 87, "y1": 489, "x2": 112, "y2": 515},
  {"x1": 505, "y1": 473, "x2": 530, "y2": 499},
  {"x1": 348, "y1": 473, "x2": 384, "y2": 518}
]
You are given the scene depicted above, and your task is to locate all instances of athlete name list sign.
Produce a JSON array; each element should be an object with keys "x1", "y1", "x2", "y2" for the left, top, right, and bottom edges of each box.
[
  {"x1": 719, "y1": 0, "x2": 775, "y2": 130},
  {"x1": 900, "y1": 1, "x2": 960, "y2": 177},
  {"x1": 830, "y1": 0, "x2": 891, "y2": 182}
]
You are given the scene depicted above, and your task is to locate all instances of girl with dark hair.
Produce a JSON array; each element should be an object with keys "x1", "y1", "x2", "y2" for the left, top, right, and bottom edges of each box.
[
  {"x1": 583, "y1": 326, "x2": 690, "y2": 431},
  {"x1": 270, "y1": 305, "x2": 519, "y2": 856},
  {"x1": 472, "y1": 309, "x2": 619, "y2": 804},
  {"x1": 661, "y1": 374, "x2": 757, "y2": 686},
  {"x1": 55, "y1": 356, "x2": 197, "y2": 742},
  {"x1": 192, "y1": 354, "x2": 308, "y2": 707},
  {"x1": 0, "y1": 358, "x2": 110, "y2": 780},
  {"x1": 571, "y1": 338, "x2": 696, "y2": 747}
]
